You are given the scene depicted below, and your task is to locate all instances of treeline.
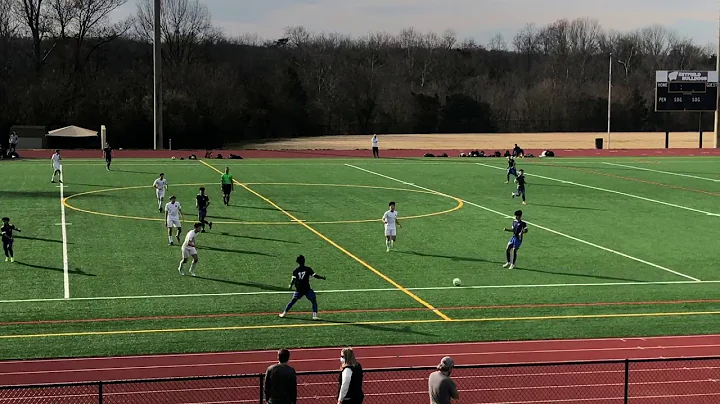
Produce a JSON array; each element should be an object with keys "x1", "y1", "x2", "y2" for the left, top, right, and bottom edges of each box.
[{"x1": 0, "y1": 0, "x2": 717, "y2": 148}]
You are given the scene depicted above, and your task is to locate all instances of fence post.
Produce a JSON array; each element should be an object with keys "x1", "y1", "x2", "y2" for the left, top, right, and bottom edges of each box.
[
  {"x1": 624, "y1": 359, "x2": 629, "y2": 404},
  {"x1": 98, "y1": 381, "x2": 103, "y2": 404},
  {"x1": 665, "y1": 131, "x2": 669, "y2": 148},
  {"x1": 259, "y1": 373, "x2": 264, "y2": 404}
]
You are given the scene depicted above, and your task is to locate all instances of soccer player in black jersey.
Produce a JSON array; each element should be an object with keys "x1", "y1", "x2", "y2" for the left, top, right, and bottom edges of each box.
[
  {"x1": 512, "y1": 169, "x2": 527, "y2": 205},
  {"x1": 103, "y1": 143, "x2": 112, "y2": 170},
  {"x1": 506, "y1": 156, "x2": 517, "y2": 183},
  {"x1": 1, "y1": 217, "x2": 20, "y2": 263},
  {"x1": 279, "y1": 255, "x2": 326, "y2": 320},
  {"x1": 195, "y1": 187, "x2": 213, "y2": 232}
]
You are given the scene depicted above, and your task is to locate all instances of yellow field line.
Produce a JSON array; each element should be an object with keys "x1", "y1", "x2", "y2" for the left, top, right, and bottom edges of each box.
[
  {"x1": 200, "y1": 160, "x2": 451, "y2": 321},
  {"x1": 4, "y1": 310, "x2": 720, "y2": 339}
]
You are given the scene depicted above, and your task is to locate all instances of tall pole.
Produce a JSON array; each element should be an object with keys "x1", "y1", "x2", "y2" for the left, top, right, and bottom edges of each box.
[
  {"x1": 715, "y1": 8, "x2": 719, "y2": 148},
  {"x1": 153, "y1": 0, "x2": 163, "y2": 150},
  {"x1": 607, "y1": 53, "x2": 612, "y2": 149}
]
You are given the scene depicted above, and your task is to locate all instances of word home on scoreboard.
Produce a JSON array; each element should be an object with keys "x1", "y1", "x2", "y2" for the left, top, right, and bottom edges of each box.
[{"x1": 655, "y1": 70, "x2": 718, "y2": 112}]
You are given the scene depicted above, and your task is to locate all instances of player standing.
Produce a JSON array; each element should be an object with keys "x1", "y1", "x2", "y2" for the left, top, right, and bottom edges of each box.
[
  {"x1": 165, "y1": 195, "x2": 184, "y2": 245},
  {"x1": 195, "y1": 187, "x2": 213, "y2": 232},
  {"x1": 512, "y1": 169, "x2": 527, "y2": 205},
  {"x1": 50, "y1": 150, "x2": 62, "y2": 183},
  {"x1": 382, "y1": 201, "x2": 401, "y2": 252},
  {"x1": 505, "y1": 156, "x2": 517, "y2": 183},
  {"x1": 153, "y1": 173, "x2": 168, "y2": 212},
  {"x1": 103, "y1": 143, "x2": 112, "y2": 171},
  {"x1": 178, "y1": 222, "x2": 202, "y2": 276},
  {"x1": 503, "y1": 209, "x2": 528, "y2": 269},
  {"x1": 220, "y1": 167, "x2": 234, "y2": 206},
  {"x1": 279, "y1": 255, "x2": 326, "y2": 320},
  {"x1": 1, "y1": 217, "x2": 20, "y2": 263}
]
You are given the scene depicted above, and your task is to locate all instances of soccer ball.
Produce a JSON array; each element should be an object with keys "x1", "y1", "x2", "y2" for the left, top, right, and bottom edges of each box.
[
  {"x1": 171, "y1": 156, "x2": 175, "y2": 160},
  {"x1": 453, "y1": 278, "x2": 462, "y2": 286}
]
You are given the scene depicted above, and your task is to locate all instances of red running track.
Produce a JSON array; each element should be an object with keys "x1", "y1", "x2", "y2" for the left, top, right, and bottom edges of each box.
[{"x1": 2, "y1": 335, "x2": 720, "y2": 403}]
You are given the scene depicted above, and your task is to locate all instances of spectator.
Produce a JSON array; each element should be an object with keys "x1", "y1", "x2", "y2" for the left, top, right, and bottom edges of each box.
[
  {"x1": 371, "y1": 135, "x2": 379, "y2": 158},
  {"x1": 9, "y1": 131, "x2": 18, "y2": 154},
  {"x1": 264, "y1": 349, "x2": 297, "y2": 404},
  {"x1": 512, "y1": 144, "x2": 524, "y2": 158},
  {"x1": 428, "y1": 356, "x2": 459, "y2": 404},
  {"x1": 337, "y1": 347, "x2": 364, "y2": 404}
]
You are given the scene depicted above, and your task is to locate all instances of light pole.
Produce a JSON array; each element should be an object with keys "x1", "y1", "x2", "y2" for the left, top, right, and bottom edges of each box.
[
  {"x1": 715, "y1": 8, "x2": 719, "y2": 148},
  {"x1": 153, "y1": 0, "x2": 163, "y2": 150},
  {"x1": 607, "y1": 53, "x2": 612, "y2": 149}
]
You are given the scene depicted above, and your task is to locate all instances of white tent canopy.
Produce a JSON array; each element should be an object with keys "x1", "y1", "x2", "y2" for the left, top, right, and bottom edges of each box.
[{"x1": 46, "y1": 126, "x2": 98, "y2": 138}]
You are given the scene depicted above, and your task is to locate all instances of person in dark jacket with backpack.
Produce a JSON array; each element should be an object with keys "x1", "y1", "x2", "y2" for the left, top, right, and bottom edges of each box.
[
  {"x1": 264, "y1": 349, "x2": 297, "y2": 404},
  {"x1": 337, "y1": 347, "x2": 364, "y2": 404}
]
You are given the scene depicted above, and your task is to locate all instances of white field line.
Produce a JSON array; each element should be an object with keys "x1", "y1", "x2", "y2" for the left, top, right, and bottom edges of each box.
[
  {"x1": 0, "y1": 280, "x2": 718, "y2": 304},
  {"x1": 346, "y1": 164, "x2": 701, "y2": 282},
  {"x1": 59, "y1": 173, "x2": 70, "y2": 299},
  {"x1": 475, "y1": 162, "x2": 720, "y2": 217},
  {"x1": 602, "y1": 162, "x2": 720, "y2": 182}
]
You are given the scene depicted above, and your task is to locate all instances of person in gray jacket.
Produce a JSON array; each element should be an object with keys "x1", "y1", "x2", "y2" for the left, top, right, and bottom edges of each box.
[{"x1": 264, "y1": 349, "x2": 297, "y2": 404}]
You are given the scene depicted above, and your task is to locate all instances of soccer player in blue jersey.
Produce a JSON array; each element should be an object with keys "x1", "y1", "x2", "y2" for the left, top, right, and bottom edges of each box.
[
  {"x1": 503, "y1": 210, "x2": 528, "y2": 269},
  {"x1": 511, "y1": 169, "x2": 527, "y2": 205},
  {"x1": 505, "y1": 156, "x2": 517, "y2": 183},
  {"x1": 279, "y1": 255, "x2": 326, "y2": 320}
]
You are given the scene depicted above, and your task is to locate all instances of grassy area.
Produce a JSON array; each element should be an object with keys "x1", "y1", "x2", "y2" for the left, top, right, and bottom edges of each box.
[{"x1": 2, "y1": 156, "x2": 720, "y2": 360}]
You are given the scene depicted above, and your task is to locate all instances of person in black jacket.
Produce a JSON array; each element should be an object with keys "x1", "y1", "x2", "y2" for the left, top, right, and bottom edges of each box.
[
  {"x1": 337, "y1": 347, "x2": 364, "y2": 404},
  {"x1": 264, "y1": 349, "x2": 297, "y2": 404}
]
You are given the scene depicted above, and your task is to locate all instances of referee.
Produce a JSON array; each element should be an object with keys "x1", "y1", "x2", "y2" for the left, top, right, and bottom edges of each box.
[{"x1": 221, "y1": 167, "x2": 234, "y2": 206}]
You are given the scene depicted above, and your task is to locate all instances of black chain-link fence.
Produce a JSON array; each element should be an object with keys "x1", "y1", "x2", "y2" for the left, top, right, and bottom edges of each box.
[{"x1": 1, "y1": 357, "x2": 719, "y2": 403}]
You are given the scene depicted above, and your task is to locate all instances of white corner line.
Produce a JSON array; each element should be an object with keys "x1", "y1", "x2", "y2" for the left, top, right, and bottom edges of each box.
[{"x1": 345, "y1": 164, "x2": 701, "y2": 282}]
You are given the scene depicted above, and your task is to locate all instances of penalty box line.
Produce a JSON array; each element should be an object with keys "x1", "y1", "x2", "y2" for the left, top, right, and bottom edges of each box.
[
  {"x1": 198, "y1": 160, "x2": 452, "y2": 321},
  {"x1": 345, "y1": 164, "x2": 700, "y2": 282}
]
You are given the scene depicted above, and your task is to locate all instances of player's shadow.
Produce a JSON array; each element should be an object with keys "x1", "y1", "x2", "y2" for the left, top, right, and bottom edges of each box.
[
  {"x1": 396, "y1": 251, "x2": 505, "y2": 264},
  {"x1": 224, "y1": 205, "x2": 305, "y2": 213},
  {"x1": 112, "y1": 169, "x2": 156, "y2": 174},
  {"x1": 15, "y1": 236, "x2": 73, "y2": 245},
  {"x1": 15, "y1": 262, "x2": 96, "y2": 276},
  {"x1": 291, "y1": 317, "x2": 435, "y2": 336},
  {"x1": 64, "y1": 182, "x2": 115, "y2": 188},
  {"x1": 517, "y1": 267, "x2": 643, "y2": 283},
  {"x1": 191, "y1": 276, "x2": 287, "y2": 291},
  {"x1": 202, "y1": 246, "x2": 275, "y2": 256},
  {"x1": 2, "y1": 191, "x2": 61, "y2": 199},
  {"x1": 531, "y1": 203, "x2": 606, "y2": 212},
  {"x1": 216, "y1": 232, "x2": 299, "y2": 244}
]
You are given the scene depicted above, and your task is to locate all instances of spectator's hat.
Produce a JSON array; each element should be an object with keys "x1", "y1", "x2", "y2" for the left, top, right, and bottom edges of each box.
[{"x1": 438, "y1": 356, "x2": 454, "y2": 369}]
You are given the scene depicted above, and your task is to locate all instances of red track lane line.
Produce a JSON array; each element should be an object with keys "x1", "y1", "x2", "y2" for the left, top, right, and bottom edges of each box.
[
  {"x1": 2, "y1": 333, "x2": 719, "y2": 366},
  {"x1": 5, "y1": 299, "x2": 720, "y2": 327}
]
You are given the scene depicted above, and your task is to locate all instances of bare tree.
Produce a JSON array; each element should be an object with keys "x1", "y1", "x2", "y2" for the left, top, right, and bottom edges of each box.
[
  {"x1": 46, "y1": 0, "x2": 75, "y2": 38},
  {"x1": 488, "y1": 33, "x2": 507, "y2": 51},
  {"x1": 136, "y1": 0, "x2": 217, "y2": 66},
  {"x1": 13, "y1": 0, "x2": 50, "y2": 70}
]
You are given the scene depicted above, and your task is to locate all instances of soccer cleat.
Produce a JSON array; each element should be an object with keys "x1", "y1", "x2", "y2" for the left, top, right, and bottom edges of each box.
[
  {"x1": 189, "y1": 269, "x2": 196, "y2": 277},
  {"x1": 503, "y1": 262, "x2": 510, "y2": 268},
  {"x1": 312, "y1": 313, "x2": 319, "y2": 321},
  {"x1": 508, "y1": 264, "x2": 515, "y2": 269},
  {"x1": 159, "y1": 208, "x2": 162, "y2": 212},
  {"x1": 168, "y1": 241, "x2": 174, "y2": 246},
  {"x1": 178, "y1": 268, "x2": 185, "y2": 276},
  {"x1": 209, "y1": 222, "x2": 213, "y2": 230},
  {"x1": 386, "y1": 247, "x2": 390, "y2": 252},
  {"x1": 4, "y1": 257, "x2": 7, "y2": 262},
  {"x1": 505, "y1": 181, "x2": 509, "y2": 184},
  {"x1": 51, "y1": 180, "x2": 55, "y2": 183},
  {"x1": 9, "y1": 258, "x2": 14, "y2": 263},
  {"x1": 176, "y1": 235, "x2": 181, "y2": 243},
  {"x1": 522, "y1": 202, "x2": 527, "y2": 205},
  {"x1": 279, "y1": 312, "x2": 287, "y2": 318},
  {"x1": 511, "y1": 193, "x2": 515, "y2": 198}
]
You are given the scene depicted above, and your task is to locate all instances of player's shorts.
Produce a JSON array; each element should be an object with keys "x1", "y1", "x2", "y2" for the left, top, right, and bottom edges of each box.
[
  {"x1": 508, "y1": 236, "x2": 522, "y2": 249},
  {"x1": 156, "y1": 190, "x2": 165, "y2": 199},
  {"x1": 517, "y1": 186, "x2": 525, "y2": 193},
  {"x1": 385, "y1": 227, "x2": 397, "y2": 237},
  {"x1": 222, "y1": 184, "x2": 232, "y2": 195},
  {"x1": 182, "y1": 246, "x2": 197, "y2": 258},
  {"x1": 507, "y1": 167, "x2": 517, "y2": 176},
  {"x1": 2, "y1": 239, "x2": 12, "y2": 248},
  {"x1": 53, "y1": 164, "x2": 62, "y2": 171},
  {"x1": 198, "y1": 209, "x2": 207, "y2": 221},
  {"x1": 167, "y1": 217, "x2": 181, "y2": 228},
  {"x1": 293, "y1": 289, "x2": 316, "y2": 301}
]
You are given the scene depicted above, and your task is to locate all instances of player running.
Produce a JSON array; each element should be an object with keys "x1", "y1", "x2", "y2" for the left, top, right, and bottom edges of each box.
[
  {"x1": 512, "y1": 169, "x2": 527, "y2": 205},
  {"x1": 505, "y1": 156, "x2": 517, "y2": 183},
  {"x1": 196, "y1": 187, "x2": 213, "y2": 232},
  {"x1": 153, "y1": 173, "x2": 168, "y2": 212},
  {"x1": 165, "y1": 195, "x2": 184, "y2": 245},
  {"x1": 1, "y1": 217, "x2": 20, "y2": 263},
  {"x1": 382, "y1": 201, "x2": 401, "y2": 252},
  {"x1": 503, "y1": 210, "x2": 528, "y2": 269},
  {"x1": 50, "y1": 150, "x2": 62, "y2": 183},
  {"x1": 279, "y1": 255, "x2": 326, "y2": 320},
  {"x1": 103, "y1": 143, "x2": 112, "y2": 171},
  {"x1": 220, "y1": 167, "x2": 234, "y2": 206},
  {"x1": 178, "y1": 222, "x2": 202, "y2": 276}
]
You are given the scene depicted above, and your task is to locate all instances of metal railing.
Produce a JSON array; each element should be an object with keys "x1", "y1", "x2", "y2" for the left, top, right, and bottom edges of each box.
[{"x1": 1, "y1": 356, "x2": 719, "y2": 403}]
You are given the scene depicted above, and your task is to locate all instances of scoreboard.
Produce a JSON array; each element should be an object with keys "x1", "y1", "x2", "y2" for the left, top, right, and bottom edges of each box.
[{"x1": 655, "y1": 70, "x2": 718, "y2": 112}]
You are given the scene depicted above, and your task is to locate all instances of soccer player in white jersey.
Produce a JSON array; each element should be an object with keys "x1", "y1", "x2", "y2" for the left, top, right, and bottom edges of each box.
[
  {"x1": 153, "y1": 173, "x2": 168, "y2": 212},
  {"x1": 178, "y1": 222, "x2": 202, "y2": 276},
  {"x1": 165, "y1": 195, "x2": 183, "y2": 245},
  {"x1": 382, "y1": 201, "x2": 401, "y2": 252},
  {"x1": 50, "y1": 150, "x2": 62, "y2": 183}
]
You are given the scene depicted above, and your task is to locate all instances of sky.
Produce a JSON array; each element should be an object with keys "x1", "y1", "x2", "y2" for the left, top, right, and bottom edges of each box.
[{"x1": 113, "y1": 0, "x2": 719, "y2": 48}]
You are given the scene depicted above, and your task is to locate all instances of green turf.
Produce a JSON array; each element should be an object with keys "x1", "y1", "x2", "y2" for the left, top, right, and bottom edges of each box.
[{"x1": 2, "y1": 156, "x2": 720, "y2": 360}]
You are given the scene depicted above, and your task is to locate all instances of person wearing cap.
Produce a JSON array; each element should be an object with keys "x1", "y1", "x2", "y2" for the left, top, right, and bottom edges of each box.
[
  {"x1": 428, "y1": 356, "x2": 459, "y2": 404},
  {"x1": 264, "y1": 349, "x2": 297, "y2": 404}
]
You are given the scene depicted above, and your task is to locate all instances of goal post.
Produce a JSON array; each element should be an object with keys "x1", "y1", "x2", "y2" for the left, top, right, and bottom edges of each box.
[{"x1": 100, "y1": 125, "x2": 106, "y2": 149}]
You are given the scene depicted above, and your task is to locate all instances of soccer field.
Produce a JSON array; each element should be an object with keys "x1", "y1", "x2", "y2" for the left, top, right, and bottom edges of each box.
[{"x1": 2, "y1": 156, "x2": 720, "y2": 360}]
